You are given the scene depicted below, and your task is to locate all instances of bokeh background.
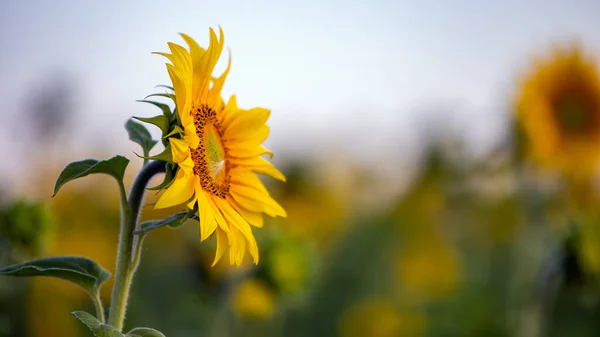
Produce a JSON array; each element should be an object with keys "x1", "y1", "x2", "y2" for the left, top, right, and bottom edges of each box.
[{"x1": 2, "y1": 1, "x2": 600, "y2": 336}]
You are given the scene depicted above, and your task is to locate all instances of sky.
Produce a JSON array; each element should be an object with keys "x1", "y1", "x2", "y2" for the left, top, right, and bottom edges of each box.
[{"x1": 1, "y1": 1, "x2": 600, "y2": 188}]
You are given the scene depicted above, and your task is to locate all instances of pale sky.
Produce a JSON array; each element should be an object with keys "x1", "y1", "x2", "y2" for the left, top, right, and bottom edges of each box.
[{"x1": 1, "y1": 1, "x2": 600, "y2": 187}]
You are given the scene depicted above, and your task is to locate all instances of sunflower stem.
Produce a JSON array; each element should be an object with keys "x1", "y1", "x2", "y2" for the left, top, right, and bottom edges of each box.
[{"x1": 108, "y1": 160, "x2": 166, "y2": 331}]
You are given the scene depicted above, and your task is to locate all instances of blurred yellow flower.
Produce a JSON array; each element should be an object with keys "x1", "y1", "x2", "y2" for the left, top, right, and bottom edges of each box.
[
  {"x1": 339, "y1": 299, "x2": 426, "y2": 337},
  {"x1": 574, "y1": 212, "x2": 600, "y2": 279},
  {"x1": 516, "y1": 43, "x2": 600, "y2": 179},
  {"x1": 279, "y1": 163, "x2": 351, "y2": 249},
  {"x1": 395, "y1": 234, "x2": 462, "y2": 302},
  {"x1": 154, "y1": 27, "x2": 286, "y2": 266},
  {"x1": 232, "y1": 278, "x2": 275, "y2": 320},
  {"x1": 267, "y1": 240, "x2": 310, "y2": 294}
]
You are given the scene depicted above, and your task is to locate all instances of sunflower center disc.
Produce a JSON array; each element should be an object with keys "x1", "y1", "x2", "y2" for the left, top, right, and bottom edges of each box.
[
  {"x1": 552, "y1": 83, "x2": 599, "y2": 137},
  {"x1": 190, "y1": 105, "x2": 230, "y2": 198}
]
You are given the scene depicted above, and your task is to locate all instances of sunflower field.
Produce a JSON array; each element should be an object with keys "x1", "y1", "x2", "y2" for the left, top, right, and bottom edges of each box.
[{"x1": 2, "y1": 2, "x2": 600, "y2": 337}]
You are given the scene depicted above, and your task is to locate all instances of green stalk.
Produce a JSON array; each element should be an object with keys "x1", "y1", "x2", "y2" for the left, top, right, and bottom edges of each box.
[
  {"x1": 87, "y1": 290, "x2": 106, "y2": 323},
  {"x1": 108, "y1": 160, "x2": 166, "y2": 331}
]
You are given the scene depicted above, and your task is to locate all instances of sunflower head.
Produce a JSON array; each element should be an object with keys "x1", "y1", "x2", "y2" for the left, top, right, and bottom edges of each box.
[
  {"x1": 152, "y1": 27, "x2": 286, "y2": 267},
  {"x1": 516, "y1": 43, "x2": 600, "y2": 180}
]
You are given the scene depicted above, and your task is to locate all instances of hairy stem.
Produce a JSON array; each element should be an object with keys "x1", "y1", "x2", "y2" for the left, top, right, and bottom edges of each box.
[
  {"x1": 88, "y1": 291, "x2": 106, "y2": 323},
  {"x1": 108, "y1": 160, "x2": 166, "y2": 331}
]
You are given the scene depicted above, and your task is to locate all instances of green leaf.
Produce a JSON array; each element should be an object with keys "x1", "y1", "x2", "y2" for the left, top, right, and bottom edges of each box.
[
  {"x1": 133, "y1": 114, "x2": 170, "y2": 137},
  {"x1": 126, "y1": 327, "x2": 166, "y2": 337},
  {"x1": 135, "y1": 211, "x2": 197, "y2": 235},
  {"x1": 0, "y1": 256, "x2": 111, "y2": 295},
  {"x1": 147, "y1": 163, "x2": 176, "y2": 191},
  {"x1": 72, "y1": 311, "x2": 124, "y2": 337},
  {"x1": 53, "y1": 156, "x2": 129, "y2": 197},
  {"x1": 125, "y1": 119, "x2": 158, "y2": 155},
  {"x1": 136, "y1": 99, "x2": 172, "y2": 121},
  {"x1": 135, "y1": 145, "x2": 172, "y2": 163},
  {"x1": 143, "y1": 93, "x2": 175, "y2": 104}
]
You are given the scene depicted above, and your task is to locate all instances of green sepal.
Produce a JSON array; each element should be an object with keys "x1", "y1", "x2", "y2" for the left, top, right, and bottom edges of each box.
[
  {"x1": 147, "y1": 163, "x2": 176, "y2": 191},
  {"x1": 0, "y1": 256, "x2": 111, "y2": 296},
  {"x1": 135, "y1": 145, "x2": 172, "y2": 163},
  {"x1": 133, "y1": 114, "x2": 170, "y2": 138},
  {"x1": 135, "y1": 210, "x2": 198, "y2": 235},
  {"x1": 125, "y1": 327, "x2": 166, "y2": 337},
  {"x1": 136, "y1": 100, "x2": 173, "y2": 122},
  {"x1": 144, "y1": 93, "x2": 175, "y2": 103},
  {"x1": 125, "y1": 119, "x2": 158, "y2": 156},
  {"x1": 53, "y1": 156, "x2": 129, "y2": 197},
  {"x1": 72, "y1": 311, "x2": 123, "y2": 337},
  {"x1": 154, "y1": 84, "x2": 174, "y2": 92},
  {"x1": 163, "y1": 125, "x2": 184, "y2": 139}
]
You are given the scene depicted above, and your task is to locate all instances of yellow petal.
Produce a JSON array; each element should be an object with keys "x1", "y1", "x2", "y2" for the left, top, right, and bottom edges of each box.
[
  {"x1": 225, "y1": 124, "x2": 269, "y2": 145},
  {"x1": 224, "y1": 107, "x2": 270, "y2": 136},
  {"x1": 186, "y1": 176, "x2": 200, "y2": 209},
  {"x1": 179, "y1": 33, "x2": 206, "y2": 62},
  {"x1": 170, "y1": 137, "x2": 190, "y2": 163},
  {"x1": 230, "y1": 171, "x2": 268, "y2": 192},
  {"x1": 197, "y1": 190, "x2": 217, "y2": 241},
  {"x1": 229, "y1": 226, "x2": 247, "y2": 266},
  {"x1": 155, "y1": 169, "x2": 195, "y2": 209},
  {"x1": 207, "y1": 48, "x2": 231, "y2": 108},
  {"x1": 209, "y1": 195, "x2": 230, "y2": 233},
  {"x1": 229, "y1": 157, "x2": 286, "y2": 182},
  {"x1": 228, "y1": 145, "x2": 273, "y2": 159},
  {"x1": 153, "y1": 51, "x2": 176, "y2": 65},
  {"x1": 179, "y1": 155, "x2": 195, "y2": 173},
  {"x1": 230, "y1": 183, "x2": 286, "y2": 218},
  {"x1": 220, "y1": 95, "x2": 239, "y2": 127},
  {"x1": 190, "y1": 28, "x2": 224, "y2": 105},
  {"x1": 183, "y1": 120, "x2": 200, "y2": 149},
  {"x1": 212, "y1": 228, "x2": 228, "y2": 266},
  {"x1": 167, "y1": 42, "x2": 192, "y2": 73},
  {"x1": 213, "y1": 197, "x2": 259, "y2": 264},
  {"x1": 230, "y1": 198, "x2": 264, "y2": 228},
  {"x1": 166, "y1": 63, "x2": 191, "y2": 126}
]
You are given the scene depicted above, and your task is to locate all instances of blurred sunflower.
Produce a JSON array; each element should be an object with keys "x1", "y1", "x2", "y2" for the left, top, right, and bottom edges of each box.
[
  {"x1": 154, "y1": 27, "x2": 286, "y2": 266},
  {"x1": 395, "y1": 233, "x2": 462, "y2": 302},
  {"x1": 232, "y1": 278, "x2": 275, "y2": 320},
  {"x1": 338, "y1": 299, "x2": 426, "y2": 337},
  {"x1": 516, "y1": 44, "x2": 600, "y2": 179}
]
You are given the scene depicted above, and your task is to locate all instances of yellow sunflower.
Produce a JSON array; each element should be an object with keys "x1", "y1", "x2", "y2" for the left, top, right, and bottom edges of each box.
[
  {"x1": 153, "y1": 27, "x2": 286, "y2": 266},
  {"x1": 516, "y1": 43, "x2": 600, "y2": 179}
]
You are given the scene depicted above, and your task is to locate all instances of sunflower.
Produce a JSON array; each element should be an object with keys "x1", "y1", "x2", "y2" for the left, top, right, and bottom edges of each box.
[
  {"x1": 516, "y1": 44, "x2": 600, "y2": 179},
  {"x1": 153, "y1": 27, "x2": 286, "y2": 266}
]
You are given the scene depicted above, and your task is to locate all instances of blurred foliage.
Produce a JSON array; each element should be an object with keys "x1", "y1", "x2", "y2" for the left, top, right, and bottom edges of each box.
[
  {"x1": 3, "y1": 137, "x2": 600, "y2": 336},
  {"x1": 4, "y1": 40, "x2": 600, "y2": 335}
]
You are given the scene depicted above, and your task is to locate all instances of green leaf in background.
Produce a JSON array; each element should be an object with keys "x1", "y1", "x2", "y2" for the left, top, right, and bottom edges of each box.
[
  {"x1": 125, "y1": 119, "x2": 158, "y2": 156},
  {"x1": 135, "y1": 211, "x2": 197, "y2": 235},
  {"x1": 134, "y1": 114, "x2": 170, "y2": 137},
  {"x1": 147, "y1": 163, "x2": 176, "y2": 191},
  {"x1": 72, "y1": 311, "x2": 124, "y2": 337},
  {"x1": 0, "y1": 256, "x2": 111, "y2": 296},
  {"x1": 53, "y1": 156, "x2": 130, "y2": 196},
  {"x1": 126, "y1": 327, "x2": 166, "y2": 337}
]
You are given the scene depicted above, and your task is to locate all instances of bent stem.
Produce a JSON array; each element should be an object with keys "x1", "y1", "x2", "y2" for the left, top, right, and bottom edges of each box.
[
  {"x1": 88, "y1": 291, "x2": 106, "y2": 323},
  {"x1": 108, "y1": 160, "x2": 166, "y2": 331}
]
